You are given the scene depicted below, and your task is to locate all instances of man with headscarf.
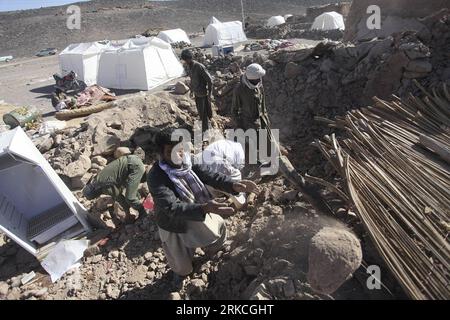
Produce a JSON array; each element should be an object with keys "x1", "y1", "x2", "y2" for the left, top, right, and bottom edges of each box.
[
  {"x1": 232, "y1": 63, "x2": 268, "y2": 130},
  {"x1": 180, "y1": 49, "x2": 213, "y2": 133},
  {"x1": 147, "y1": 128, "x2": 256, "y2": 283},
  {"x1": 231, "y1": 63, "x2": 270, "y2": 160}
]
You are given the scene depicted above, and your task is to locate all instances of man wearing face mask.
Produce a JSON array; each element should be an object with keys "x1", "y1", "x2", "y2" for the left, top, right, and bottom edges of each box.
[
  {"x1": 232, "y1": 63, "x2": 268, "y2": 131},
  {"x1": 147, "y1": 128, "x2": 257, "y2": 282},
  {"x1": 232, "y1": 63, "x2": 270, "y2": 163}
]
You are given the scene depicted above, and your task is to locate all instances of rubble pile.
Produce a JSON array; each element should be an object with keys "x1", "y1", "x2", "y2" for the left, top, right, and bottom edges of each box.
[
  {"x1": 261, "y1": 11, "x2": 450, "y2": 175},
  {"x1": 0, "y1": 5, "x2": 448, "y2": 302},
  {"x1": 35, "y1": 91, "x2": 198, "y2": 198},
  {"x1": 246, "y1": 22, "x2": 344, "y2": 42},
  {"x1": 187, "y1": 48, "x2": 269, "y2": 115},
  {"x1": 171, "y1": 41, "x2": 193, "y2": 50},
  {"x1": 195, "y1": 177, "x2": 382, "y2": 300}
]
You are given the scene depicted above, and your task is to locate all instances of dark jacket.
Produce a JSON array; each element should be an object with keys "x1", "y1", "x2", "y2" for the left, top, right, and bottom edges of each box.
[
  {"x1": 94, "y1": 155, "x2": 145, "y2": 210},
  {"x1": 186, "y1": 60, "x2": 213, "y2": 97},
  {"x1": 231, "y1": 76, "x2": 268, "y2": 130},
  {"x1": 147, "y1": 162, "x2": 236, "y2": 233}
]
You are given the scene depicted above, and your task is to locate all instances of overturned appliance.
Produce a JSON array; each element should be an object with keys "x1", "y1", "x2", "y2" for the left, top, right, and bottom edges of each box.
[{"x1": 0, "y1": 127, "x2": 91, "y2": 258}]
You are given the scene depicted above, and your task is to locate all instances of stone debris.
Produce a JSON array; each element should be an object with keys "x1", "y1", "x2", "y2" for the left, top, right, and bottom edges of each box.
[
  {"x1": 307, "y1": 227, "x2": 362, "y2": 295},
  {"x1": 1, "y1": 3, "x2": 448, "y2": 301}
]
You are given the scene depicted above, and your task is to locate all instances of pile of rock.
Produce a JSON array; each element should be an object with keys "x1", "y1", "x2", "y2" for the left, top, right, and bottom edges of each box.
[
  {"x1": 246, "y1": 21, "x2": 344, "y2": 41},
  {"x1": 31, "y1": 91, "x2": 200, "y2": 231},
  {"x1": 261, "y1": 11, "x2": 449, "y2": 176},
  {"x1": 171, "y1": 41, "x2": 192, "y2": 50},
  {"x1": 188, "y1": 176, "x2": 374, "y2": 300}
]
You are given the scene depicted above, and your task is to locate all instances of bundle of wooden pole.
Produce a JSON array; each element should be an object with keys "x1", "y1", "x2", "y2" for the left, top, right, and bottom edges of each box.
[{"x1": 315, "y1": 82, "x2": 450, "y2": 299}]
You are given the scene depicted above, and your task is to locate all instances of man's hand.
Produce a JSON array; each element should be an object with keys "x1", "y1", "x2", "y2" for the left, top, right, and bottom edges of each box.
[
  {"x1": 202, "y1": 200, "x2": 235, "y2": 218},
  {"x1": 208, "y1": 92, "x2": 213, "y2": 103},
  {"x1": 232, "y1": 180, "x2": 258, "y2": 193}
]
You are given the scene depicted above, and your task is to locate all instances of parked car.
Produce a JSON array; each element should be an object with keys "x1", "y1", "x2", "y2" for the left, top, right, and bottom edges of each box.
[
  {"x1": 0, "y1": 55, "x2": 13, "y2": 62},
  {"x1": 36, "y1": 48, "x2": 58, "y2": 57}
]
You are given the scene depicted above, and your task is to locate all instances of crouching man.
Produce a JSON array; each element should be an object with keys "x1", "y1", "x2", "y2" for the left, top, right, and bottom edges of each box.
[
  {"x1": 147, "y1": 128, "x2": 256, "y2": 278},
  {"x1": 83, "y1": 154, "x2": 147, "y2": 222}
]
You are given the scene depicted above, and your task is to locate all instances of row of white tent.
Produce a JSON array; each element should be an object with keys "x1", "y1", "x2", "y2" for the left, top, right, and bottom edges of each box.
[
  {"x1": 156, "y1": 19, "x2": 247, "y2": 47},
  {"x1": 59, "y1": 37, "x2": 185, "y2": 91},
  {"x1": 203, "y1": 16, "x2": 247, "y2": 47},
  {"x1": 59, "y1": 17, "x2": 248, "y2": 90},
  {"x1": 267, "y1": 12, "x2": 345, "y2": 31}
]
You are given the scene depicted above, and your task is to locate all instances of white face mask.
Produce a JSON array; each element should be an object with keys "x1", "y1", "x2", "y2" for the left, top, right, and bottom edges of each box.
[
  {"x1": 182, "y1": 152, "x2": 191, "y2": 166},
  {"x1": 243, "y1": 75, "x2": 262, "y2": 90}
]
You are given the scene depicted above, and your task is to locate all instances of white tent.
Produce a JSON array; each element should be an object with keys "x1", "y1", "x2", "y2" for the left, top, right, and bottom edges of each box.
[
  {"x1": 0, "y1": 127, "x2": 90, "y2": 257},
  {"x1": 209, "y1": 16, "x2": 221, "y2": 25},
  {"x1": 157, "y1": 28, "x2": 191, "y2": 44},
  {"x1": 203, "y1": 21, "x2": 247, "y2": 47},
  {"x1": 59, "y1": 41, "x2": 109, "y2": 86},
  {"x1": 97, "y1": 37, "x2": 185, "y2": 90},
  {"x1": 311, "y1": 11, "x2": 345, "y2": 31},
  {"x1": 267, "y1": 16, "x2": 286, "y2": 28}
]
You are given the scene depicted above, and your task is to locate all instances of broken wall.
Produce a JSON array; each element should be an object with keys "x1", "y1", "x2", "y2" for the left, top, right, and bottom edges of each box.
[{"x1": 344, "y1": 0, "x2": 450, "y2": 41}]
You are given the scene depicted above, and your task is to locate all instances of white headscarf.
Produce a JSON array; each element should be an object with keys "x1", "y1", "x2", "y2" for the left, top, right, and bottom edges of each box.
[
  {"x1": 244, "y1": 63, "x2": 266, "y2": 90},
  {"x1": 245, "y1": 63, "x2": 266, "y2": 80}
]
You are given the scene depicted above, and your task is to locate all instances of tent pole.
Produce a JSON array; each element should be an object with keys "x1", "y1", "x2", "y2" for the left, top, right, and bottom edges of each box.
[{"x1": 241, "y1": 0, "x2": 245, "y2": 29}]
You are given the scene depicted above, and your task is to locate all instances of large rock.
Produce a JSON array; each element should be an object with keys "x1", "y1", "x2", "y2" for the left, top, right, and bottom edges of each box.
[
  {"x1": 307, "y1": 227, "x2": 362, "y2": 295},
  {"x1": 126, "y1": 265, "x2": 148, "y2": 283},
  {"x1": 71, "y1": 172, "x2": 92, "y2": 190},
  {"x1": 64, "y1": 154, "x2": 91, "y2": 178},
  {"x1": 91, "y1": 156, "x2": 108, "y2": 166},
  {"x1": 93, "y1": 135, "x2": 121, "y2": 156},
  {"x1": 174, "y1": 81, "x2": 190, "y2": 95},
  {"x1": 0, "y1": 282, "x2": 9, "y2": 297},
  {"x1": 35, "y1": 135, "x2": 54, "y2": 153},
  {"x1": 284, "y1": 62, "x2": 302, "y2": 79},
  {"x1": 405, "y1": 60, "x2": 432, "y2": 73}
]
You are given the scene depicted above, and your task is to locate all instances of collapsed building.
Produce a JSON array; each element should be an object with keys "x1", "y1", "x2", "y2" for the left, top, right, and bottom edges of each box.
[{"x1": 0, "y1": 1, "x2": 449, "y2": 300}]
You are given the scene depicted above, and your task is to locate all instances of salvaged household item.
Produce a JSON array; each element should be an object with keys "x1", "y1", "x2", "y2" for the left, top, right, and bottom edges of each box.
[
  {"x1": 2, "y1": 107, "x2": 41, "y2": 129},
  {"x1": 55, "y1": 101, "x2": 116, "y2": 121},
  {"x1": 0, "y1": 127, "x2": 91, "y2": 258},
  {"x1": 212, "y1": 45, "x2": 234, "y2": 57}
]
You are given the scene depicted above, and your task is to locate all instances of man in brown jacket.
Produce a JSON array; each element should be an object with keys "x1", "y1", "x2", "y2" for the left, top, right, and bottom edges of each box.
[
  {"x1": 181, "y1": 49, "x2": 213, "y2": 133},
  {"x1": 232, "y1": 63, "x2": 269, "y2": 162}
]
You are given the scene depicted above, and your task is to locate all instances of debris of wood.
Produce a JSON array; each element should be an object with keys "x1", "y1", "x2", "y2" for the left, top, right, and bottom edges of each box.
[{"x1": 316, "y1": 82, "x2": 450, "y2": 300}]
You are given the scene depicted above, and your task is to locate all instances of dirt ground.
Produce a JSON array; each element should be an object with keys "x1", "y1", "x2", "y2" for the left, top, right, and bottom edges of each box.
[{"x1": 0, "y1": 36, "x2": 320, "y2": 122}]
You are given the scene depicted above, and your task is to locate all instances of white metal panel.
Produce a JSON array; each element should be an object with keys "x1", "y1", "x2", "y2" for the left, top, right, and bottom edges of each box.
[{"x1": 0, "y1": 127, "x2": 90, "y2": 256}]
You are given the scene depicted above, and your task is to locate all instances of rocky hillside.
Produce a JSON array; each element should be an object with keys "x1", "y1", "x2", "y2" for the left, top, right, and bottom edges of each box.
[{"x1": 0, "y1": 0, "x2": 346, "y2": 58}]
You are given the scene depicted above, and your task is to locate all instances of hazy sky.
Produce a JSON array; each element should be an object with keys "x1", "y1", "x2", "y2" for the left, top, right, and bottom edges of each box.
[{"x1": 0, "y1": 0, "x2": 91, "y2": 12}]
